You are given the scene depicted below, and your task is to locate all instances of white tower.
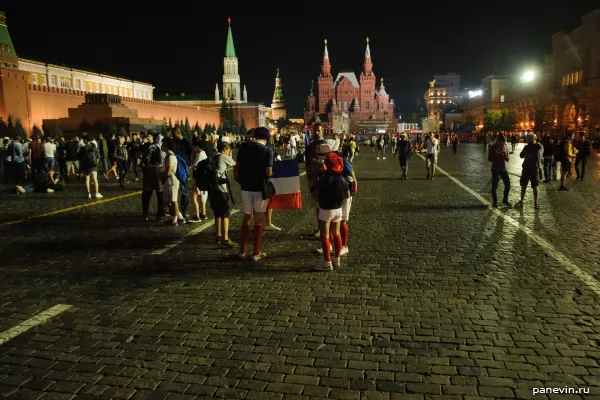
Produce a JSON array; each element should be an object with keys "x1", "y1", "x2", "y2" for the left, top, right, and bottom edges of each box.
[
  {"x1": 223, "y1": 18, "x2": 241, "y2": 102},
  {"x1": 214, "y1": 84, "x2": 220, "y2": 102},
  {"x1": 243, "y1": 85, "x2": 247, "y2": 102}
]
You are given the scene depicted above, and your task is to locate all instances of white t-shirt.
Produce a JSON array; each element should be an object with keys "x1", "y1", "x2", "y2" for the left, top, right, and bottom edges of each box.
[
  {"x1": 290, "y1": 134, "x2": 299, "y2": 147},
  {"x1": 42, "y1": 142, "x2": 56, "y2": 158},
  {"x1": 193, "y1": 150, "x2": 207, "y2": 166},
  {"x1": 427, "y1": 138, "x2": 439, "y2": 155}
]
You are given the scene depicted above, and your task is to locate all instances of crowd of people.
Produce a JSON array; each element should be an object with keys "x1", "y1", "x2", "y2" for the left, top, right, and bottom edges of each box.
[{"x1": 1, "y1": 123, "x2": 595, "y2": 270}]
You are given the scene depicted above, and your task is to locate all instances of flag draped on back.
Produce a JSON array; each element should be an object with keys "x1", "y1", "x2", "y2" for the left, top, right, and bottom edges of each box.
[{"x1": 269, "y1": 160, "x2": 302, "y2": 210}]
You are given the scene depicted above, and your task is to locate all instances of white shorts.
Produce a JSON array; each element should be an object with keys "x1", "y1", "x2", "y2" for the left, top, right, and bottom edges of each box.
[
  {"x1": 164, "y1": 176, "x2": 180, "y2": 204},
  {"x1": 195, "y1": 187, "x2": 208, "y2": 204},
  {"x1": 318, "y1": 207, "x2": 342, "y2": 223},
  {"x1": 241, "y1": 190, "x2": 269, "y2": 214},
  {"x1": 341, "y1": 197, "x2": 352, "y2": 221}
]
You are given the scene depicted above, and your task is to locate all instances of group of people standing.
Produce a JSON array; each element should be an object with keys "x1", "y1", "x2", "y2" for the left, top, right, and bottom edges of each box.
[{"x1": 487, "y1": 131, "x2": 592, "y2": 209}]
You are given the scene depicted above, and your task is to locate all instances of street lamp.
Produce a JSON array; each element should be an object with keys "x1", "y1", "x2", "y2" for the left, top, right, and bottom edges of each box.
[{"x1": 520, "y1": 70, "x2": 536, "y2": 83}]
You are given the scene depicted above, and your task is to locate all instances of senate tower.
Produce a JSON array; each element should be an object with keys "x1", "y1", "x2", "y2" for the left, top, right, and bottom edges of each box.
[{"x1": 304, "y1": 38, "x2": 396, "y2": 134}]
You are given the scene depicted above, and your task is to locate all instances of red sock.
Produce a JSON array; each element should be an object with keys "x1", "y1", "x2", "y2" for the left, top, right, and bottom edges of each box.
[
  {"x1": 240, "y1": 224, "x2": 251, "y2": 253},
  {"x1": 253, "y1": 224, "x2": 263, "y2": 255},
  {"x1": 321, "y1": 238, "x2": 331, "y2": 262},
  {"x1": 341, "y1": 223, "x2": 349, "y2": 247},
  {"x1": 333, "y1": 234, "x2": 343, "y2": 257},
  {"x1": 329, "y1": 230, "x2": 334, "y2": 244}
]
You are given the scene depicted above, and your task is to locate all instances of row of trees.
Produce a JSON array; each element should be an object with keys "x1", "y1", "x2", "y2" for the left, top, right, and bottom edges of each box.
[
  {"x1": 482, "y1": 109, "x2": 519, "y2": 133},
  {"x1": 2, "y1": 111, "x2": 250, "y2": 142},
  {"x1": 0, "y1": 116, "x2": 28, "y2": 139},
  {"x1": 219, "y1": 99, "x2": 248, "y2": 136}
]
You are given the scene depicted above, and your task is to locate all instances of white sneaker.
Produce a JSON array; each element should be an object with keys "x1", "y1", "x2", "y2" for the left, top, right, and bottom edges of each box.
[
  {"x1": 88, "y1": 193, "x2": 92, "y2": 199},
  {"x1": 332, "y1": 257, "x2": 341, "y2": 269},
  {"x1": 95, "y1": 193, "x2": 103, "y2": 198},
  {"x1": 376, "y1": 157, "x2": 380, "y2": 160},
  {"x1": 314, "y1": 261, "x2": 333, "y2": 272},
  {"x1": 264, "y1": 224, "x2": 282, "y2": 231},
  {"x1": 315, "y1": 246, "x2": 333, "y2": 254},
  {"x1": 47, "y1": 188, "x2": 54, "y2": 193},
  {"x1": 339, "y1": 247, "x2": 349, "y2": 256}
]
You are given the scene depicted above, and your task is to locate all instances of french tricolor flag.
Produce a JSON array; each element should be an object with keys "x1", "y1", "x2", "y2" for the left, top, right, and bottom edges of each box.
[{"x1": 269, "y1": 160, "x2": 303, "y2": 210}]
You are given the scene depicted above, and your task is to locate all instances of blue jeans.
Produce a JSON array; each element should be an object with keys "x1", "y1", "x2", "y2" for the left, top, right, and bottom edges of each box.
[
  {"x1": 102, "y1": 157, "x2": 109, "y2": 172},
  {"x1": 543, "y1": 156, "x2": 553, "y2": 181}
]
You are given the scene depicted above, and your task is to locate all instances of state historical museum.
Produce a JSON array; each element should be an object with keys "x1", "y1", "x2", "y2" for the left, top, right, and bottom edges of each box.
[{"x1": 304, "y1": 38, "x2": 397, "y2": 134}]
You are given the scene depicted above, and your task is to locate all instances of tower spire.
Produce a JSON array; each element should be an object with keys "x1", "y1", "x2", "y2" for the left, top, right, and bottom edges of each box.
[
  {"x1": 273, "y1": 68, "x2": 283, "y2": 102},
  {"x1": 222, "y1": 18, "x2": 241, "y2": 101},
  {"x1": 0, "y1": 11, "x2": 18, "y2": 68},
  {"x1": 309, "y1": 80, "x2": 314, "y2": 96},
  {"x1": 363, "y1": 37, "x2": 373, "y2": 75},
  {"x1": 225, "y1": 17, "x2": 236, "y2": 58},
  {"x1": 378, "y1": 77, "x2": 387, "y2": 95},
  {"x1": 321, "y1": 39, "x2": 331, "y2": 77}
]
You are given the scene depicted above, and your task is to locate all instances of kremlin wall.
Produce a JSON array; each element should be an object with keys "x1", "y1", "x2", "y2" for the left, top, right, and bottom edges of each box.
[
  {"x1": 0, "y1": 12, "x2": 279, "y2": 136},
  {"x1": 0, "y1": 75, "x2": 221, "y2": 133}
]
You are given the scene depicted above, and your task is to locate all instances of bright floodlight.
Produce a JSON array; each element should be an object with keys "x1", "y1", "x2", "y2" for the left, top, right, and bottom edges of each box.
[{"x1": 521, "y1": 70, "x2": 535, "y2": 83}]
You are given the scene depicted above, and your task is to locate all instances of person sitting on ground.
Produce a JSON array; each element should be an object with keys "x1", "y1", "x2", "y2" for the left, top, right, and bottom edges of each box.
[{"x1": 34, "y1": 168, "x2": 63, "y2": 193}]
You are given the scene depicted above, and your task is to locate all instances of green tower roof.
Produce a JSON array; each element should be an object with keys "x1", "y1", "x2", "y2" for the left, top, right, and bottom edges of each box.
[
  {"x1": 273, "y1": 69, "x2": 284, "y2": 102},
  {"x1": 0, "y1": 13, "x2": 17, "y2": 58},
  {"x1": 225, "y1": 18, "x2": 236, "y2": 58}
]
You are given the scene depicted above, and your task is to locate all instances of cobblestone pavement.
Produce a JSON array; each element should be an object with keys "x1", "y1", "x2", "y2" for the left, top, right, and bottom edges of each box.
[{"x1": 1, "y1": 144, "x2": 600, "y2": 400}]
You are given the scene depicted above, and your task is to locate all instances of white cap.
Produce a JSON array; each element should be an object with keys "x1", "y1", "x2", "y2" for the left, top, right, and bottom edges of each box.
[
  {"x1": 332, "y1": 138, "x2": 340, "y2": 152},
  {"x1": 318, "y1": 139, "x2": 336, "y2": 154}
]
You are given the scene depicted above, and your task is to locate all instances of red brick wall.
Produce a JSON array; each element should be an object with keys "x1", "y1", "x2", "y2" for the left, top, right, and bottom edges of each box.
[
  {"x1": 0, "y1": 68, "x2": 32, "y2": 131},
  {"x1": 27, "y1": 84, "x2": 85, "y2": 131},
  {"x1": 122, "y1": 97, "x2": 220, "y2": 127},
  {"x1": 0, "y1": 80, "x2": 222, "y2": 135},
  {"x1": 234, "y1": 106, "x2": 260, "y2": 129}
]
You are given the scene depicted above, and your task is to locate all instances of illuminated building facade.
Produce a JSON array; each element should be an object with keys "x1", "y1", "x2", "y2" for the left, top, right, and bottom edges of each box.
[
  {"x1": 423, "y1": 73, "x2": 463, "y2": 121},
  {"x1": 304, "y1": 38, "x2": 396, "y2": 133},
  {"x1": 463, "y1": 9, "x2": 600, "y2": 136}
]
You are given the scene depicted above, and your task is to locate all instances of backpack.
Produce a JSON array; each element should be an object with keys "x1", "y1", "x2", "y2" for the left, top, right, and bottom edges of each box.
[
  {"x1": 145, "y1": 144, "x2": 162, "y2": 166},
  {"x1": 79, "y1": 145, "x2": 97, "y2": 170},
  {"x1": 554, "y1": 141, "x2": 565, "y2": 162},
  {"x1": 174, "y1": 154, "x2": 189, "y2": 182},
  {"x1": 194, "y1": 154, "x2": 219, "y2": 191}
]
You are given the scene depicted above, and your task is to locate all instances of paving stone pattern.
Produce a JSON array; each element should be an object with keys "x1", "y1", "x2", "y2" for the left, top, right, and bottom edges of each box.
[{"x1": 0, "y1": 144, "x2": 600, "y2": 399}]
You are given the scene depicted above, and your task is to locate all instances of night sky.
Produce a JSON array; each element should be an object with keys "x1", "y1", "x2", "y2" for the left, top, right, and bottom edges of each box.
[{"x1": 4, "y1": 2, "x2": 599, "y2": 118}]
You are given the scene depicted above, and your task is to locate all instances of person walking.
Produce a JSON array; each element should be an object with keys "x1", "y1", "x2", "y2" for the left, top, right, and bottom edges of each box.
[
  {"x1": 515, "y1": 133, "x2": 543, "y2": 208},
  {"x1": 425, "y1": 132, "x2": 439, "y2": 180},
  {"x1": 574, "y1": 131, "x2": 591, "y2": 180},
  {"x1": 559, "y1": 132, "x2": 576, "y2": 191},
  {"x1": 78, "y1": 134, "x2": 103, "y2": 199},
  {"x1": 488, "y1": 134, "x2": 511, "y2": 207},
  {"x1": 394, "y1": 133, "x2": 412, "y2": 180},
  {"x1": 542, "y1": 135, "x2": 555, "y2": 183},
  {"x1": 314, "y1": 142, "x2": 348, "y2": 272}
]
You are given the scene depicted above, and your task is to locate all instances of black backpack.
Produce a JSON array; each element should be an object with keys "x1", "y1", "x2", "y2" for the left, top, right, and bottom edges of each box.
[
  {"x1": 79, "y1": 145, "x2": 97, "y2": 170},
  {"x1": 145, "y1": 144, "x2": 162, "y2": 166},
  {"x1": 194, "y1": 154, "x2": 219, "y2": 191}
]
